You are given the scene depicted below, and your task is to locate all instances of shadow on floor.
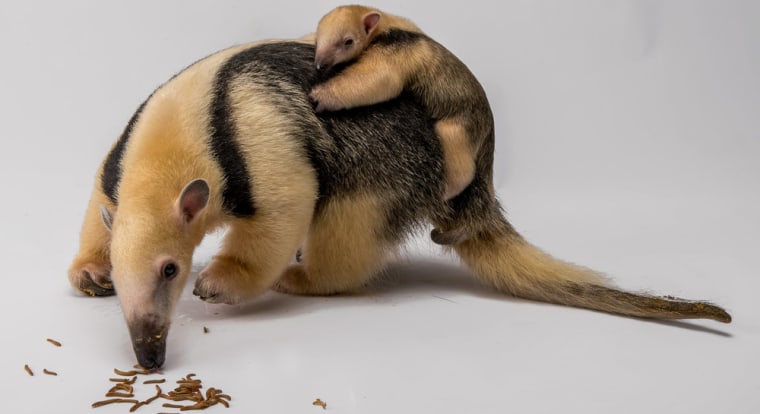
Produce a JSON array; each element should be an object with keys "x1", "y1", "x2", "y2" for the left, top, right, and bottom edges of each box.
[{"x1": 173, "y1": 258, "x2": 732, "y2": 337}]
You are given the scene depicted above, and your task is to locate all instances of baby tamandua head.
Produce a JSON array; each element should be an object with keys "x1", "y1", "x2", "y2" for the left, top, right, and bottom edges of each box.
[{"x1": 314, "y1": 5, "x2": 382, "y2": 70}]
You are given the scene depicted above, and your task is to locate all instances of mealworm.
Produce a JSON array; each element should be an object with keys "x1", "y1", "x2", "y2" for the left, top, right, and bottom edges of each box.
[
  {"x1": 143, "y1": 378, "x2": 166, "y2": 384},
  {"x1": 108, "y1": 384, "x2": 134, "y2": 395},
  {"x1": 43, "y1": 369, "x2": 58, "y2": 376},
  {"x1": 162, "y1": 403, "x2": 190, "y2": 409},
  {"x1": 205, "y1": 388, "x2": 216, "y2": 400},
  {"x1": 24, "y1": 364, "x2": 34, "y2": 376},
  {"x1": 129, "y1": 386, "x2": 162, "y2": 413},
  {"x1": 176, "y1": 380, "x2": 202, "y2": 389},
  {"x1": 91, "y1": 398, "x2": 139, "y2": 408},
  {"x1": 114, "y1": 368, "x2": 140, "y2": 376},
  {"x1": 313, "y1": 398, "x2": 327, "y2": 410},
  {"x1": 109, "y1": 377, "x2": 131, "y2": 383},
  {"x1": 203, "y1": 326, "x2": 209, "y2": 333},
  {"x1": 46, "y1": 338, "x2": 62, "y2": 347},
  {"x1": 179, "y1": 400, "x2": 213, "y2": 411},
  {"x1": 109, "y1": 376, "x2": 137, "y2": 386},
  {"x1": 106, "y1": 391, "x2": 135, "y2": 398},
  {"x1": 146, "y1": 385, "x2": 163, "y2": 403},
  {"x1": 165, "y1": 393, "x2": 201, "y2": 403},
  {"x1": 109, "y1": 381, "x2": 134, "y2": 390}
]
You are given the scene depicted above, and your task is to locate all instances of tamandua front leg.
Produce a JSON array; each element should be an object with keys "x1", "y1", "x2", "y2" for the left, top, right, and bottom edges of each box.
[
  {"x1": 310, "y1": 52, "x2": 406, "y2": 112},
  {"x1": 193, "y1": 201, "x2": 315, "y2": 305},
  {"x1": 68, "y1": 186, "x2": 115, "y2": 297}
]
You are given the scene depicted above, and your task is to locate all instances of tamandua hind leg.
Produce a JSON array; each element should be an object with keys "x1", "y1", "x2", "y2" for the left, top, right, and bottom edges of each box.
[
  {"x1": 193, "y1": 206, "x2": 313, "y2": 305},
  {"x1": 274, "y1": 195, "x2": 390, "y2": 295},
  {"x1": 431, "y1": 118, "x2": 477, "y2": 245},
  {"x1": 436, "y1": 118, "x2": 475, "y2": 200},
  {"x1": 68, "y1": 190, "x2": 115, "y2": 297}
]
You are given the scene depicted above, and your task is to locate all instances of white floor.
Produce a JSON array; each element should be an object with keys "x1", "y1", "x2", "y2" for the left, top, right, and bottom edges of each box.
[{"x1": 1, "y1": 1, "x2": 758, "y2": 413}]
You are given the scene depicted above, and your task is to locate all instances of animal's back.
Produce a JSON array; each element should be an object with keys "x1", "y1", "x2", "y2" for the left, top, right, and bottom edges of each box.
[{"x1": 203, "y1": 41, "x2": 451, "y2": 241}]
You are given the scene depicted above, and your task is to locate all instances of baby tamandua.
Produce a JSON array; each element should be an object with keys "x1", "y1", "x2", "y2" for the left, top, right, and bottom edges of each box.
[{"x1": 310, "y1": 5, "x2": 494, "y2": 243}]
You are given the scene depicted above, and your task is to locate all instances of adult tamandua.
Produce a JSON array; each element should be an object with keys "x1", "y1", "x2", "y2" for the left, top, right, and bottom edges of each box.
[
  {"x1": 68, "y1": 40, "x2": 730, "y2": 369},
  {"x1": 309, "y1": 5, "x2": 493, "y2": 244}
]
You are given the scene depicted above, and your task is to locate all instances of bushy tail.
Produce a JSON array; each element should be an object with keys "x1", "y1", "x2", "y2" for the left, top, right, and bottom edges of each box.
[{"x1": 454, "y1": 219, "x2": 731, "y2": 323}]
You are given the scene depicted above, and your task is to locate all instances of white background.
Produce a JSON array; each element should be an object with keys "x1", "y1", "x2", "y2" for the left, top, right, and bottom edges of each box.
[{"x1": 1, "y1": 1, "x2": 758, "y2": 413}]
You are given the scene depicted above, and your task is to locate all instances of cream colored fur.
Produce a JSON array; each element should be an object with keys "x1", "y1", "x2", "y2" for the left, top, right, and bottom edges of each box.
[
  {"x1": 275, "y1": 194, "x2": 390, "y2": 295},
  {"x1": 69, "y1": 39, "x2": 321, "y2": 327}
]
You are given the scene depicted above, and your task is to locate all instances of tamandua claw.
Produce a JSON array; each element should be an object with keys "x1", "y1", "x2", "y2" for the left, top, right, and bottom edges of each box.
[
  {"x1": 308, "y1": 86, "x2": 340, "y2": 112},
  {"x1": 193, "y1": 264, "x2": 244, "y2": 305},
  {"x1": 192, "y1": 283, "x2": 222, "y2": 304},
  {"x1": 69, "y1": 262, "x2": 115, "y2": 297}
]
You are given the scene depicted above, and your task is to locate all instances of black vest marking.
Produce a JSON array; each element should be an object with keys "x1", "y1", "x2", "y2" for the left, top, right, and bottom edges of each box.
[
  {"x1": 101, "y1": 100, "x2": 148, "y2": 204},
  {"x1": 208, "y1": 55, "x2": 258, "y2": 217},
  {"x1": 206, "y1": 42, "x2": 328, "y2": 218}
]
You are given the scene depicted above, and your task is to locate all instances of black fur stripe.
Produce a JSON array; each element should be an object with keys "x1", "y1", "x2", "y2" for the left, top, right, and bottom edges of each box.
[
  {"x1": 101, "y1": 100, "x2": 148, "y2": 204},
  {"x1": 208, "y1": 55, "x2": 257, "y2": 218},
  {"x1": 371, "y1": 29, "x2": 425, "y2": 47},
  {"x1": 205, "y1": 42, "x2": 324, "y2": 218}
]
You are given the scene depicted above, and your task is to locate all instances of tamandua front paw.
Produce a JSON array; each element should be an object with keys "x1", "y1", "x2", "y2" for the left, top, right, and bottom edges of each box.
[
  {"x1": 68, "y1": 258, "x2": 114, "y2": 297},
  {"x1": 193, "y1": 256, "x2": 254, "y2": 305},
  {"x1": 309, "y1": 85, "x2": 343, "y2": 113}
]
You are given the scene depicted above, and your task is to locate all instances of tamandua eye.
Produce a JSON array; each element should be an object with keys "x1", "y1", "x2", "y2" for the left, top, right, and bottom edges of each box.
[
  {"x1": 344, "y1": 38, "x2": 354, "y2": 47},
  {"x1": 162, "y1": 262, "x2": 178, "y2": 280}
]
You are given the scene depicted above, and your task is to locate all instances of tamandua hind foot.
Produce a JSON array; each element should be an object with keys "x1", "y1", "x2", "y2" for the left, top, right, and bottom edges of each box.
[{"x1": 273, "y1": 265, "x2": 339, "y2": 296}]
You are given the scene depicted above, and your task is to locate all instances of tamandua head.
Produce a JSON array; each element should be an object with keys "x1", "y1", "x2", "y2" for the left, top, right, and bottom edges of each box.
[
  {"x1": 104, "y1": 179, "x2": 210, "y2": 369},
  {"x1": 314, "y1": 6, "x2": 382, "y2": 70}
]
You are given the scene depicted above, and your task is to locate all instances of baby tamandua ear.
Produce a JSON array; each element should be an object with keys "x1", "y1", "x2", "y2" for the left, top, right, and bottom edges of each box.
[{"x1": 362, "y1": 12, "x2": 381, "y2": 36}]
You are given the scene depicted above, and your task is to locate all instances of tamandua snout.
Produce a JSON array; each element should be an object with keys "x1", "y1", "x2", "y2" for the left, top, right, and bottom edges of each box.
[{"x1": 69, "y1": 39, "x2": 730, "y2": 369}]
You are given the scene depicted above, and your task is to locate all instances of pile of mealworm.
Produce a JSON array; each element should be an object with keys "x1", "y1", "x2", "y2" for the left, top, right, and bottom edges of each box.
[{"x1": 92, "y1": 367, "x2": 231, "y2": 412}]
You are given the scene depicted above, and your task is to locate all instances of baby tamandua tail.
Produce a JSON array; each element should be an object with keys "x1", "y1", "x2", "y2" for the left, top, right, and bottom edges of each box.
[{"x1": 310, "y1": 5, "x2": 493, "y2": 245}]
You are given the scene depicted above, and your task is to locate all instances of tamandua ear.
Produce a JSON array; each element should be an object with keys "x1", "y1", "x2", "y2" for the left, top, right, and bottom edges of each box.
[
  {"x1": 363, "y1": 12, "x2": 381, "y2": 36},
  {"x1": 99, "y1": 205, "x2": 114, "y2": 232},
  {"x1": 177, "y1": 179, "x2": 210, "y2": 224}
]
